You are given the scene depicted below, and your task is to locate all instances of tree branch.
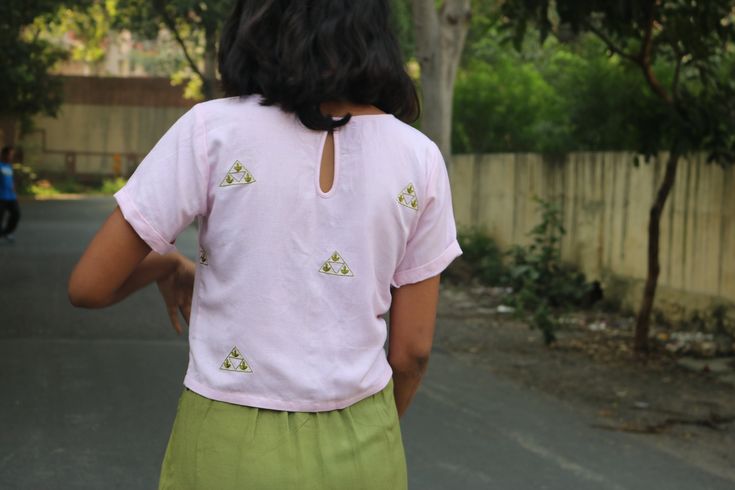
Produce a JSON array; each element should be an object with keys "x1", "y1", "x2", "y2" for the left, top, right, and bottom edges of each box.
[
  {"x1": 640, "y1": 0, "x2": 656, "y2": 65},
  {"x1": 584, "y1": 22, "x2": 639, "y2": 64},
  {"x1": 638, "y1": 0, "x2": 673, "y2": 105},
  {"x1": 153, "y1": 1, "x2": 204, "y2": 82},
  {"x1": 586, "y1": 3, "x2": 672, "y2": 107}
]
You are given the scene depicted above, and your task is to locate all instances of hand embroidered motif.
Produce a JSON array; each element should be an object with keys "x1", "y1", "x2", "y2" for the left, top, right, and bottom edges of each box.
[
  {"x1": 219, "y1": 160, "x2": 256, "y2": 187},
  {"x1": 319, "y1": 250, "x2": 354, "y2": 277},
  {"x1": 397, "y1": 182, "x2": 418, "y2": 210},
  {"x1": 220, "y1": 346, "x2": 253, "y2": 373}
]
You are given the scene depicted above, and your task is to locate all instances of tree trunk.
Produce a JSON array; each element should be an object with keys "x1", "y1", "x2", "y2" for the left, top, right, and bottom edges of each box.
[
  {"x1": 634, "y1": 150, "x2": 680, "y2": 353},
  {"x1": 411, "y1": 0, "x2": 471, "y2": 162}
]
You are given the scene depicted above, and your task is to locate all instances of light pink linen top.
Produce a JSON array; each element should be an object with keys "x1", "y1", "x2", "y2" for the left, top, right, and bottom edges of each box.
[{"x1": 115, "y1": 95, "x2": 462, "y2": 411}]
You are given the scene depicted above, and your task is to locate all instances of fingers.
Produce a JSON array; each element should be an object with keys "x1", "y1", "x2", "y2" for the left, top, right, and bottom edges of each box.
[
  {"x1": 167, "y1": 306, "x2": 183, "y2": 335},
  {"x1": 180, "y1": 303, "x2": 192, "y2": 326}
]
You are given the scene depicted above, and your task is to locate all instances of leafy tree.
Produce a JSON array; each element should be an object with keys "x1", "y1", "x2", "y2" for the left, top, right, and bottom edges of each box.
[
  {"x1": 539, "y1": 36, "x2": 669, "y2": 153},
  {"x1": 453, "y1": 56, "x2": 567, "y2": 153},
  {"x1": 40, "y1": 0, "x2": 117, "y2": 74},
  {"x1": 0, "y1": 0, "x2": 90, "y2": 137},
  {"x1": 453, "y1": 5, "x2": 665, "y2": 154},
  {"x1": 501, "y1": 0, "x2": 735, "y2": 352},
  {"x1": 115, "y1": 0, "x2": 415, "y2": 100},
  {"x1": 115, "y1": 0, "x2": 232, "y2": 100},
  {"x1": 460, "y1": 0, "x2": 506, "y2": 66},
  {"x1": 39, "y1": 1, "x2": 189, "y2": 81},
  {"x1": 453, "y1": 23, "x2": 665, "y2": 154}
]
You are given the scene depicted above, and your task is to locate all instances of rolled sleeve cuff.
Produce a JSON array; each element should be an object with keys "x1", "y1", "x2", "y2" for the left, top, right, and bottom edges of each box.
[
  {"x1": 391, "y1": 239, "x2": 463, "y2": 288},
  {"x1": 114, "y1": 187, "x2": 177, "y2": 255}
]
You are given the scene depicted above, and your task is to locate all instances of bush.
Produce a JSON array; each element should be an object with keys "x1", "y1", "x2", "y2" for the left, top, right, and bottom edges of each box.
[
  {"x1": 507, "y1": 197, "x2": 590, "y2": 344},
  {"x1": 14, "y1": 169, "x2": 107, "y2": 197},
  {"x1": 12, "y1": 163, "x2": 38, "y2": 195},
  {"x1": 456, "y1": 226, "x2": 508, "y2": 285},
  {"x1": 27, "y1": 180, "x2": 61, "y2": 198},
  {"x1": 98, "y1": 177, "x2": 127, "y2": 195},
  {"x1": 452, "y1": 33, "x2": 670, "y2": 155},
  {"x1": 54, "y1": 179, "x2": 89, "y2": 194},
  {"x1": 452, "y1": 58, "x2": 571, "y2": 154}
]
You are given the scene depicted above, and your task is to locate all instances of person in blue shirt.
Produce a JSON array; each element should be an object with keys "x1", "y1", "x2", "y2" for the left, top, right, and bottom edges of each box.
[{"x1": 0, "y1": 145, "x2": 20, "y2": 242}]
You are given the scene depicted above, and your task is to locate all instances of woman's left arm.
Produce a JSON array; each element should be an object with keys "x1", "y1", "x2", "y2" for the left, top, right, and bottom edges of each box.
[{"x1": 68, "y1": 206, "x2": 191, "y2": 319}]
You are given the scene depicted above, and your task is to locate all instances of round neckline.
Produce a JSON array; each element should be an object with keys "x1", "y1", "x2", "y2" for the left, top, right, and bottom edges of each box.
[
  {"x1": 330, "y1": 113, "x2": 393, "y2": 120},
  {"x1": 349, "y1": 113, "x2": 392, "y2": 118}
]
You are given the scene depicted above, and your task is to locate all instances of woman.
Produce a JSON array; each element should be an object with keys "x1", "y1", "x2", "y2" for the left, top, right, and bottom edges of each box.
[{"x1": 68, "y1": 1, "x2": 462, "y2": 488}]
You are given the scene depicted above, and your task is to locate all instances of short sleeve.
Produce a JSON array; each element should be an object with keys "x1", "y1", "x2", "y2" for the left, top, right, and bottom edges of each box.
[
  {"x1": 114, "y1": 105, "x2": 208, "y2": 255},
  {"x1": 391, "y1": 144, "x2": 463, "y2": 288}
]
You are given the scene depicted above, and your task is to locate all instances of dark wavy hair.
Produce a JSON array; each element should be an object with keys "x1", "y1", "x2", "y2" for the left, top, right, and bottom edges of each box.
[{"x1": 218, "y1": 0, "x2": 420, "y2": 131}]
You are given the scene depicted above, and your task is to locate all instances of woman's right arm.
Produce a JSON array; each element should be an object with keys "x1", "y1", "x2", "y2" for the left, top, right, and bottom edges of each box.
[
  {"x1": 387, "y1": 274, "x2": 441, "y2": 418},
  {"x1": 67, "y1": 206, "x2": 195, "y2": 334}
]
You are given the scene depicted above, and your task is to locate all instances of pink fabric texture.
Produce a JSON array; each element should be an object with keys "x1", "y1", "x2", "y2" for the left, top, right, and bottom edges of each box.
[{"x1": 115, "y1": 96, "x2": 462, "y2": 411}]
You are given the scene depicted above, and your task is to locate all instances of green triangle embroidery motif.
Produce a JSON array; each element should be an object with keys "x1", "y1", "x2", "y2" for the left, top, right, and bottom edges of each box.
[
  {"x1": 397, "y1": 182, "x2": 418, "y2": 211},
  {"x1": 220, "y1": 346, "x2": 253, "y2": 373},
  {"x1": 220, "y1": 160, "x2": 256, "y2": 187},
  {"x1": 319, "y1": 250, "x2": 354, "y2": 277}
]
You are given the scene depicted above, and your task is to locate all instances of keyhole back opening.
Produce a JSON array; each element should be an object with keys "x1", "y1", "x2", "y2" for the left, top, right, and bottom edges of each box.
[{"x1": 318, "y1": 130, "x2": 336, "y2": 194}]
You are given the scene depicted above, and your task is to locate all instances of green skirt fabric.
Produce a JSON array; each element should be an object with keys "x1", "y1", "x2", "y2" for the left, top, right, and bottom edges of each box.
[{"x1": 158, "y1": 377, "x2": 407, "y2": 490}]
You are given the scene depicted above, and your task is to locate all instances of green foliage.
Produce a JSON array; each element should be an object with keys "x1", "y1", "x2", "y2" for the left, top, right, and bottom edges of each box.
[
  {"x1": 461, "y1": 0, "x2": 502, "y2": 65},
  {"x1": 38, "y1": 0, "x2": 222, "y2": 99},
  {"x1": 540, "y1": 36, "x2": 672, "y2": 154},
  {"x1": 391, "y1": 0, "x2": 414, "y2": 60},
  {"x1": 11, "y1": 163, "x2": 66, "y2": 198},
  {"x1": 98, "y1": 177, "x2": 127, "y2": 194},
  {"x1": 17, "y1": 173, "x2": 122, "y2": 197},
  {"x1": 12, "y1": 164, "x2": 39, "y2": 196},
  {"x1": 456, "y1": 226, "x2": 508, "y2": 285},
  {"x1": 0, "y1": 1, "x2": 89, "y2": 129},
  {"x1": 499, "y1": 0, "x2": 735, "y2": 167},
  {"x1": 452, "y1": 27, "x2": 675, "y2": 154},
  {"x1": 507, "y1": 198, "x2": 589, "y2": 344},
  {"x1": 16, "y1": 175, "x2": 72, "y2": 198},
  {"x1": 54, "y1": 179, "x2": 89, "y2": 194},
  {"x1": 453, "y1": 202, "x2": 591, "y2": 345},
  {"x1": 27, "y1": 182, "x2": 62, "y2": 198},
  {"x1": 453, "y1": 57, "x2": 569, "y2": 154},
  {"x1": 454, "y1": 6, "x2": 571, "y2": 154},
  {"x1": 115, "y1": 0, "x2": 232, "y2": 99},
  {"x1": 38, "y1": 0, "x2": 117, "y2": 71}
]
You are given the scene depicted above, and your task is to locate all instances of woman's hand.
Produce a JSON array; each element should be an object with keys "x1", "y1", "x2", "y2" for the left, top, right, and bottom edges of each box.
[
  {"x1": 156, "y1": 253, "x2": 196, "y2": 335},
  {"x1": 68, "y1": 206, "x2": 197, "y2": 336}
]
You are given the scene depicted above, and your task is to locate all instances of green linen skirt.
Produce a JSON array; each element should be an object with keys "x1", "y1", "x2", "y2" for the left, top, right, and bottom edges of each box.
[{"x1": 158, "y1": 377, "x2": 407, "y2": 490}]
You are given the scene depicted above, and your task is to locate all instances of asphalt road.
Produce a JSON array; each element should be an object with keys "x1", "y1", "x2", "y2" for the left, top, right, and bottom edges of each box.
[{"x1": 1, "y1": 198, "x2": 733, "y2": 490}]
